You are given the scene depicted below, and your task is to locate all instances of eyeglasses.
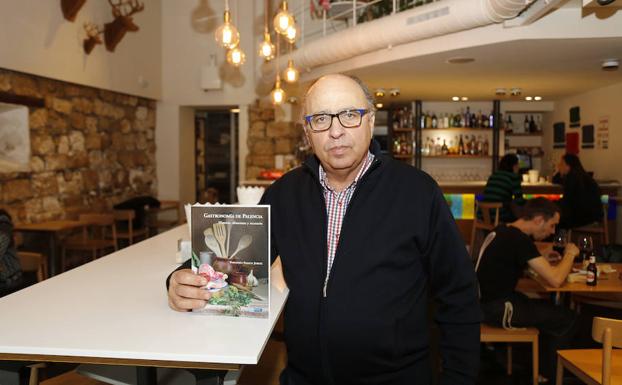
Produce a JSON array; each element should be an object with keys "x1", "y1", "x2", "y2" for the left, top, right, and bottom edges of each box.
[{"x1": 304, "y1": 108, "x2": 369, "y2": 132}]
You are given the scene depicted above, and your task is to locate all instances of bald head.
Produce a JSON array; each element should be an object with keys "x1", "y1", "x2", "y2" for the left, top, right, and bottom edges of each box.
[{"x1": 302, "y1": 74, "x2": 375, "y2": 119}]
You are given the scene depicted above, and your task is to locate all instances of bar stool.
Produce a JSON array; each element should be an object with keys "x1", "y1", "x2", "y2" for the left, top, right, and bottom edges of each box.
[{"x1": 470, "y1": 201, "x2": 502, "y2": 259}]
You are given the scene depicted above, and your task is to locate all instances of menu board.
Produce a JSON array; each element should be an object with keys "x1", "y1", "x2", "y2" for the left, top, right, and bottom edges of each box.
[{"x1": 190, "y1": 204, "x2": 270, "y2": 318}]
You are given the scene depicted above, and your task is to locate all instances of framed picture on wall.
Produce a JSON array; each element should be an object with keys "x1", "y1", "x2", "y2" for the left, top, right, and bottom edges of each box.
[
  {"x1": 581, "y1": 125, "x2": 594, "y2": 149},
  {"x1": 569, "y1": 106, "x2": 580, "y2": 128},
  {"x1": 553, "y1": 122, "x2": 565, "y2": 149}
]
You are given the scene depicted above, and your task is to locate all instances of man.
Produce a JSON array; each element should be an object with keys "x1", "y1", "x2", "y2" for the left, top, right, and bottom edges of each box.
[
  {"x1": 477, "y1": 197, "x2": 579, "y2": 382},
  {"x1": 168, "y1": 74, "x2": 481, "y2": 384}
]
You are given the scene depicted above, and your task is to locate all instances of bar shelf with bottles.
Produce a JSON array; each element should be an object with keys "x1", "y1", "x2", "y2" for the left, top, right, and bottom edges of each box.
[{"x1": 389, "y1": 101, "x2": 500, "y2": 181}]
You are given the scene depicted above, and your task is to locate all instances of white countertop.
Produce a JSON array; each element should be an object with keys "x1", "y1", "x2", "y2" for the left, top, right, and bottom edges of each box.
[{"x1": 0, "y1": 225, "x2": 288, "y2": 366}]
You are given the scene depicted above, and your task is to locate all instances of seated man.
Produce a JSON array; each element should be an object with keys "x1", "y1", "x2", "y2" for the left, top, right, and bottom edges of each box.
[{"x1": 477, "y1": 197, "x2": 579, "y2": 382}]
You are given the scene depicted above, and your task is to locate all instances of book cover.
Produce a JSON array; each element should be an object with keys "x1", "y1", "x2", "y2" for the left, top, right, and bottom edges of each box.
[{"x1": 190, "y1": 204, "x2": 270, "y2": 318}]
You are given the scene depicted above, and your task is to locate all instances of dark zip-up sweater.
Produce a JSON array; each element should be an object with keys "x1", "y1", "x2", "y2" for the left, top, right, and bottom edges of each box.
[
  {"x1": 167, "y1": 144, "x2": 480, "y2": 384},
  {"x1": 260, "y1": 144, "x2": 481, "y2": 384}
]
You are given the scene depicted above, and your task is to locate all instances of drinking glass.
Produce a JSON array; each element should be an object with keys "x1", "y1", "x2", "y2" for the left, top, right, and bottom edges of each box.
[{"x1": 552, "y1": 229, "x2": 568, "y2": 256}]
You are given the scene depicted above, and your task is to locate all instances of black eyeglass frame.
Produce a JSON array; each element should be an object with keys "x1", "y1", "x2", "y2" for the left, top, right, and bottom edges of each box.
[{"x1": 304, "y1": 108, "x2": 370, "y2": 132}]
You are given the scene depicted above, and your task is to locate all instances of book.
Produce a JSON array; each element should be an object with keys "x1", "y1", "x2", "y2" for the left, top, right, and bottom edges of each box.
[{"x1": 190, "y1": 204, "x2": 270, "y2": 318}]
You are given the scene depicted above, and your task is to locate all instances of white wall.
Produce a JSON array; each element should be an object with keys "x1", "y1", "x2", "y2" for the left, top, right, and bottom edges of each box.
[
  {"x1": 157, "y1": 0, "x2": 260, "y2": 201},
  {"x1": 546, "y1": 81, "x2": 622, "y2": 183},
  {"x1": 0, "y1": 0, "x2": 161, "y2": 99}
]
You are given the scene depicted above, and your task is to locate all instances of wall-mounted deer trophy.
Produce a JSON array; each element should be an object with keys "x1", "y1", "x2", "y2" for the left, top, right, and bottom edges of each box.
[
  {"x1": 104, "y1": 0, "x2": 144, "y2": 52},
  {"x1": 61, "y1": 0, "x2": 87, "y2": 22},
  {"x1": 83, "y1": 22, "x2": 103, "y2": 54}
]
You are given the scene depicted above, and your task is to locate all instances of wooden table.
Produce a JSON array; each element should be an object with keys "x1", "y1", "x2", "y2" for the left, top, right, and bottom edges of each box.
[
  {"x1": 529, "y1": 263, "x2": 622, "y2": 293},
  {"x1": 14, "y1": 220, "x2": 87, "y2": 277},
  {"x1": 0, "y1": 225, "x2": 289, "y2": 385}
]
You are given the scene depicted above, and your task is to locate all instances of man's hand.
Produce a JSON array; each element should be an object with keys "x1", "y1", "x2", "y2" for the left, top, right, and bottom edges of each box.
[{"x1": 168, "y1": 269, "x2": 211, "y2": 312}]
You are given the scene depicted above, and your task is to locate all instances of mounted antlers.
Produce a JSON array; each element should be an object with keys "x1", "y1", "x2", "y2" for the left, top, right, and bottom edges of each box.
[
  {"x1": 83, "y1": 22, "x2": 103, "y2": 54},
  {"x1": 104, "y1": 0, "x2": 144, "y2": 52}
]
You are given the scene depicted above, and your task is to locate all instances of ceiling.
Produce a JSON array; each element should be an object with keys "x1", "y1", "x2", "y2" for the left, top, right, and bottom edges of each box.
[{"x1": 344, "y1": 37, "x2": 622, "y2": 103}]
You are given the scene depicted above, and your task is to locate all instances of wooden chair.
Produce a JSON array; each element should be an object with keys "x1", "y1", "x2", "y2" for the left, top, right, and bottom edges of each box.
[
  {"x1": 476, "y1": 231, "x2": 540, "y2": 385},
  {"x1": 470, "y1": 201, "x2": 502, "y2": 259},
  {"x1": 147, "y1": 200, "x2": 182, "y2": 235},
  {"x1": 17, "y1": 251, "x2": 48, "y2": 282},
  {"x1": 571, "y1": 202, "x2": 609, "y2": 246},
  {"x1": 13, "y1": 233, "x2": 48, "y2": 282},
  {"x1": 61, "y1": 213, "x2": 117, "y2": 271},
  {"x1": 556, "y1": 316, "x2": 622, "y2": 385},
  {"x1": 113, "y1": 209, "x2": 148, "y2": 248},
  {"x1": 481, "y1": 324, "x2": 540, "y2": 385}
]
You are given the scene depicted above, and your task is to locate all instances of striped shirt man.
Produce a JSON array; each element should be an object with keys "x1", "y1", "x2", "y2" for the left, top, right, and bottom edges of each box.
[
  {"x1": 482, "y1": 170, "x2": 525, "y2": 222},
  {"x1": 319, "y1": 151, "x2": 375, "y2": 296}
]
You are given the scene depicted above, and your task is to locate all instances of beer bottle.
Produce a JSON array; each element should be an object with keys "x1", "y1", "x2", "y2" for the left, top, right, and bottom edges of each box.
[{"x1": 586, "y1": 254, "x2": 597, "y2": 286}]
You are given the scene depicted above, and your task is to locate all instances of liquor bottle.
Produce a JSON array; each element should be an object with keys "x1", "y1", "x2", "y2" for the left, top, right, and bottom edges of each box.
[
  {"x1": 420, "y1": 111, "x2": 426, "y2": 129},
  {"x1": 431, "y1": 113, "x2": 438, "y2": 129},
  {"x1": 477, "y1": 110, "x2": 484, "y2": 128},
  {"x1": 470, "y1": 109, "x2": 477, "y2": 128},
  {"x1": 458, "y1": 135, "x2": 465, "y2": 155},
  {"x1": 469, "y1": 135, "x2": 477, "y2": 155},
  {"x1": 489, "y1": 112, "x2": 495, "y2": 129},
  {"x1": 429, "y1": 138, "x2": 435, "y2": 156},
  {"x1": 465, "y1": 106, "x2": 471, "y2": 128},
  {"x1": 535, "y1": 115, "x2": 542, "y2": 132},
  {"x1": 443, "y1": 113, "x2": 450, "y2": 129},
  {"x1": 483, "y1": 137, "x2": 489, "y2": 155},
  {"x1": 422, "y1": 138, "x2": 429, "y2": 156},
  {"x1": 441, "y1": 139, "x2": 448, "y2": 155},
  {"x1": 506, "y1": 114, "x2": 514, "y2": 133},
  {"x1": 426, "y1": 112, "x2": 433, "y2": 129},
  {"x1": 435, "y1": 137, "x2": 442, "y2": 155},
  {"x1": 529, "y1": 115, "x2": 536, "y2": 133},
  {"x1": 476, "y1": 135, "x2": 483, "y2": 155},
  {"x1": 460, "y1": 109, "x2": 466, "y2": 128},
  {"x1": 524, "y1": 115, "x2": 530, "y2": 132},
  {"x1": 586, "y1": 254, "x2": 597, "y2": 286}
]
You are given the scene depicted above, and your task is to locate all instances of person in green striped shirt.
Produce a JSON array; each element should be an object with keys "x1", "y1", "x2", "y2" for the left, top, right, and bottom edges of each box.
[{"x1": 482, "y1": 154, "x2": 525, "y2": 222}]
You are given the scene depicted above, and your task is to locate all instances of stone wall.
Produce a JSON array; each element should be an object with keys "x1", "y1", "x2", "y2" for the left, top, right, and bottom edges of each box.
[
  {"x1": 0, "y1": 68, "x2": 157, "y2": 223},
  {"x1": 246, "y1": 100, "x2": 305, "y2": 180}
]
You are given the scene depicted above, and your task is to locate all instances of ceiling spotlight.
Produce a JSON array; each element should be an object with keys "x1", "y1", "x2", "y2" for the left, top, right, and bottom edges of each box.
[
  {"x1": 374, "y1": 88, "x2": 385, "y2": 98},
  {"x1": 534, "y1": 96, "x2": 542, "y2": 101},
  {"x1": 525, "y1": 96, "x2": 533, "y2": 101},
  {"x1": 375, "y1": 102, "x2": 383, "y2": 109},
  {"x1": 287, "y1": 96, "x2": 298, "y2": 104},
  {"x1": 602, "y1": 58, "x2": 619, "y2": 71},
  {"x1": 461, "y1": 96, "x2": 468, "y2": 101},
  {"x1": 510, "y1": 88, "x2": 522, "y2": 96},
  {"x1": 452, "y1": 96, "x2": 460, "y2": 101},
  {"x1": 389, "y1": 88, "x2": 400, "y2": 97},
  {"x1": 446, "y1": 57, "x2": 475, "y2": 64},
  {"x1": 495, "y1": 88, "x2": 507, "y2": 96}
]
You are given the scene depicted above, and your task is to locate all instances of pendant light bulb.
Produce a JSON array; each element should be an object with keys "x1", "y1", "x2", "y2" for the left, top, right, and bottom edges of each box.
[
  {"x1": 273, "y1": 1, "x2": 294, "y2": 35},
  {"x1": 284, "y1": 59, "x2": 299, "y2": 83},
  {"x1": 258, "y1": 32, "x2": 275, "y2": 60},
  {"x1": 215, "y1": 10, "x2": 240, "y2": 49},
  {"x1": 226, "y1": 47, "x2": 246, "y2": 67},
  {"x1": 271, "y1": 76, "x2": 285, "y2": 104},
  {"x1": 285, "y1": 24, "x2": 297, "y2": 43}
]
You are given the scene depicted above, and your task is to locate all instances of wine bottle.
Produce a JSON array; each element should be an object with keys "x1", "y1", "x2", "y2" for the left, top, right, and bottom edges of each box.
[
  {"x1": 441, "y1": 139, "x2": 448, "y2": 155},
  {"x1": 458, "y1": 135, "x2": 465, "y2": 155},
  {"x1": 506, "y1": 114, "x2": 514, "y2": 132},
  {"x1": 432, "y1": 112, "x2": 438, "y2": 129},
  {"x1": 529, "y1": 115, "x2": 536, "y2": 133}
]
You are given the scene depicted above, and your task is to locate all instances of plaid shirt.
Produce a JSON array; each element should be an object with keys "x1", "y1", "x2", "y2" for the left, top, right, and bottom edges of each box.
[{"x1": 319, "y1": 151, "x2": 375, "y2": 296}]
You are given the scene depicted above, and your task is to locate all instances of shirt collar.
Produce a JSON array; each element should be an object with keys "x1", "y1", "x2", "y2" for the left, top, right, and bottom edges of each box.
[{"x1": 319, "y1": 151, "x2": 375, "y2": 193}]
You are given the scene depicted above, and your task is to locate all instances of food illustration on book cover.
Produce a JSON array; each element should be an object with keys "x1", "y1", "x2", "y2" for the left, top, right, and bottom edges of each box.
[{"x1": 191, "y1": 205, "x2": 270, "y2": 318}]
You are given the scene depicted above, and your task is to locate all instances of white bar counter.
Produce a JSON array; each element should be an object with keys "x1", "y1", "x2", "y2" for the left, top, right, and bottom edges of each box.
[{"x1": 0, "y1": 225, "x2": 288, "y2": 370}]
